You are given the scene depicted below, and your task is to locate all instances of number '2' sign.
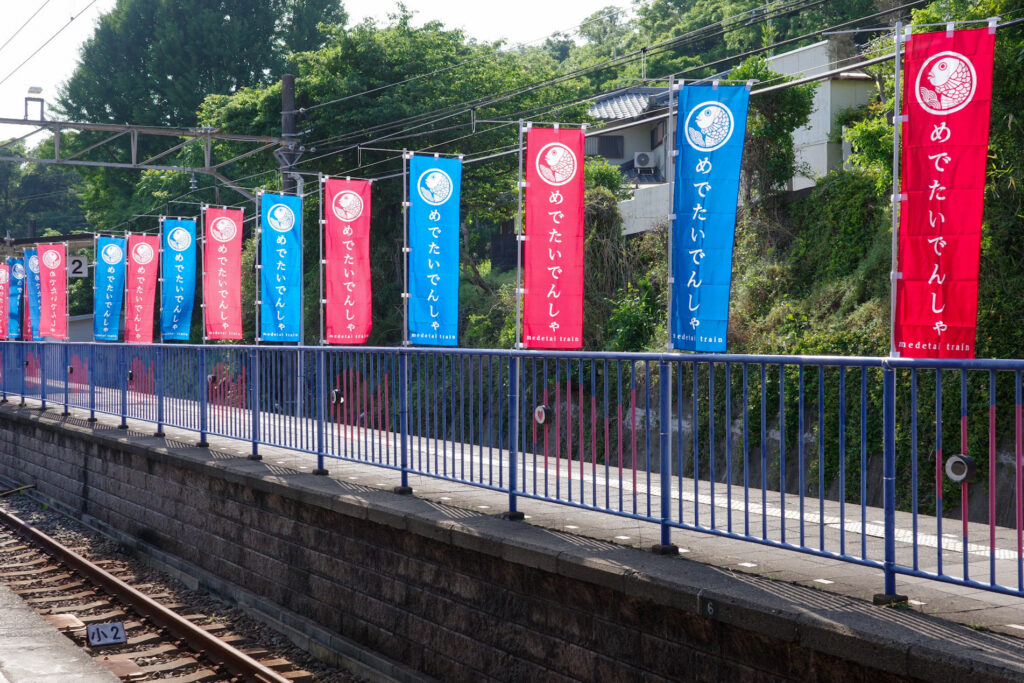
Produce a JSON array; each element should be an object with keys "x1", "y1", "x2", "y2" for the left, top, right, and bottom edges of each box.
[
  {"x1": 87, "y1": 622, "x2": 126, "y2": 647},
  {"x1": 68, "y1": 255, "x2": 88, "y2": 278}
]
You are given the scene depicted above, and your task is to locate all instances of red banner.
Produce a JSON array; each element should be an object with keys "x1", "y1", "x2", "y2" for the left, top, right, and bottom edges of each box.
[
  {"x1": 203, "y1": 208, "x2": 244, "y2": 340},
  {"x1": 125, "y1": 234, "x2": 160, "y2": 343},
  {"x1": 894, "y1": 27, "x2": 994, "y2": 358},
  {"x1": 523, "y1": 127, "x2": 585, "y2": 349},
  {"x1": 324, "y1": 178, "x2": 372, "y2": 344},
  {"x1": 0, "y1": 264, "x2": 8, "y2": 340},
  {"x1": 37, "y1": 244, "x2": 68, "y2": 339}
]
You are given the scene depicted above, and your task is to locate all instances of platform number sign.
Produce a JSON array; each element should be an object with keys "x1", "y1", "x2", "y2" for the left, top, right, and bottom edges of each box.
[
  {"x1": 87, "y1": 622, "x2": 127, "y2": 647},
  {"x1": 68, "y1": 255, "x2": 88, "y2": 278}
]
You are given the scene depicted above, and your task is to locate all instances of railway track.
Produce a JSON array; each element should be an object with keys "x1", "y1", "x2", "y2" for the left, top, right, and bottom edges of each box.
[{"x1": 0, "y1": 500, "x2": 320, "y2": 682}]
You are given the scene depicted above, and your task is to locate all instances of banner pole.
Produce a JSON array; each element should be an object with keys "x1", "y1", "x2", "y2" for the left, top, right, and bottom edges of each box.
[
  {"x1": 63, "y1": 241, "x2": 69, "y2": 342},
  {"x1": 158, "y1": 217, "x2": 165, "y2": 344},
  {"x1": 200, "y1": 205, "x2": 207, "y2": 344},
  {"x1": 402, "y1": 149, "x2": 410, "y2": 347},
  {"x1": 255, "y1": 192, "x2": 262, "y2": 347},
  {"x1": 515, "y1": 119, "x2": 525, "y2": 350},
  {"x1": 889, "y1": 22, "x2": 903, "y2": 358},
  {"x1": 92, "y1": 233, "x2": 97, "y2": 342},
  {"x1": 665, "y1": 76, "x2": 678, "y2": 351},
  {"x1": 319, "y1": 173, "x2": 326, "y2": 346},
  {"x1": 123, "y1": 232, "x2": 130, "y2": 344}
]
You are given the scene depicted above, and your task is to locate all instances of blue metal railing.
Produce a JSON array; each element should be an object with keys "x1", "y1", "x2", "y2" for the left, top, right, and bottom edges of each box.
[{"x1": 2, "y1": 340, "x2": 1024, "y2": 600}]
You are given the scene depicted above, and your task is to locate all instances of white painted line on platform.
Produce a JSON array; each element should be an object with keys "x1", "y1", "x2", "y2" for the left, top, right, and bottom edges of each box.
[
  {"x1": 565, "y1": 525, "x2": 579, "y2": 530},
  {"x1": 513, "y1": 457, "x2": 1020, "y2": 561},
  {"x1": 1004, "y1": 623, "x2": 1024, "y2": 631},
  {"x1": 737, "y1": 562, "x2": 757, "y2": 568},
  {"x1": 614, "y1": 535, "x2": 630, "y2": 540},
  {"x1": 813, "y1": 579, "x2": 834, "y2": 585},
  {"x1": 908, "y1": 600, "x2": 927, "y2": 606}
]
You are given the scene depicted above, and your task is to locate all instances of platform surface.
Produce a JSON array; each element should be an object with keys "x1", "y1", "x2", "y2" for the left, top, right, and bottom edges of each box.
[{"x1": 0, "y1": 583, "x2": 118, "y2": 682}]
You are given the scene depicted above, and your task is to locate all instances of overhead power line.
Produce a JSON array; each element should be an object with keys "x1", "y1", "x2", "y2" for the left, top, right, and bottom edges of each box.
[
  {"x1": 0, "y1": 0, "x2": 100, "y2": 88},
  {"x1": 296, "y1": 0, "x2": 916, "y2": 169},
  {"x1": 303, "y1": 0, "x2": 821, "y2": 151},
  {"x1": 289, "y1": 5, "x2": 632, "y2": 116},
  {"x1": 0, "y1": 1, "x2": 53, "y2": 56}
]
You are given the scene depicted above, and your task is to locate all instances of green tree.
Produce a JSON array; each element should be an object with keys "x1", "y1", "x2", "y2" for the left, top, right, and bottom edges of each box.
[
  {"x1": 54, "y1": 0, "x2": 345, "y2": 229},
  {"x1": 0, "y1": 140, "x2": 86, "y2": 239},
  {"x1": 57, "y1": 0, "x2": 345, "y2": 127}
]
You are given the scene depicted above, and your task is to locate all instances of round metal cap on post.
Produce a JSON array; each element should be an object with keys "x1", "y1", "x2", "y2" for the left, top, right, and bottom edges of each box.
[
  {"x1": 533, "y1": 404, "x2": 553, "y2": 426},
  {"x1": 945, "y1": 454, "x2": 976, "y2": 484}
]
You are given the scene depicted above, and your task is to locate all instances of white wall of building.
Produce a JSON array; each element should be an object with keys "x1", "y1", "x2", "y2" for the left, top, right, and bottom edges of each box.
[{"x1": 618, "y1": 183, "x2": 671, "y2": 235}]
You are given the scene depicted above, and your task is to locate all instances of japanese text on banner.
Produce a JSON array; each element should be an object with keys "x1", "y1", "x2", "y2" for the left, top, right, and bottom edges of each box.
[
  {"x1": 7, "y1": 259, "x2": 24, "y2": 339},
  {"x1": 0, "y1": 264, "x2": 8, "y2": 340},
  {"x1": 125, "y1": 234, "x2": 160, "y2": 344},
  {"x1": 203, "y1": 208, "x2": 244, "y2": 340},
  {"x1": 325, "y1": 178, "x2": 372, "y2": 344},
  {"x1": 24, "y1": 248, "x2": 41, "y2": 340},
  {"x1": 670, "y1": 85, "x2": 749, "y2": 352},
  {"x1": 259, "y1": 193, "x2": 303, "y2": 342},
  {"x1": 522, "y1": 127, "x2": 585, "y2": 350},
  {"x1": 160, "y1": 219, "x2": 197, "y2": 341},
  {"x1": 37, "y1": 244, "x2": 68, "y2": 340},
  {"x1": 94, "y1": 237, "x2": 126, "y2": 341},
  {"x1": 894, "y1": 28, "x2": 994, "y2": 358},
  {"x1": 408, "y1": 155, "x2": 460, "y2": 346}
]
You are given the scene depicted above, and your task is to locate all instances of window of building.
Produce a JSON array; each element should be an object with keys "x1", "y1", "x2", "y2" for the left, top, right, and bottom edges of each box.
[
  {"x1": 650, "y1": 120, "x2": 666, "y2": 149},
  {"x1": 586, "y1": 135, "x2": 624, "y2": 159}
]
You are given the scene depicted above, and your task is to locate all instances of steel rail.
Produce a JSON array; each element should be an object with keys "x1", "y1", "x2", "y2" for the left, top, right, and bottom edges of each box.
[{"x1": 0, "y1": 507, "x2": 290, "y2": 683}]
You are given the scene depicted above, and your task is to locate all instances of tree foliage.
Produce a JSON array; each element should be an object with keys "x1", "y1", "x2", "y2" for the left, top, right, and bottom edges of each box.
[{"x1": 57, "y1": 0, "x2": 344, "y2": 127}]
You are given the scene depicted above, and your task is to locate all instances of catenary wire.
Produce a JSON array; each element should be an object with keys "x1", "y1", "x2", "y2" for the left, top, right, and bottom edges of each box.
[
  {"x1": 0, "y1": 1, "x2": 53, "y2": 56},
  {"x1": 0, "y1": 0, "x2": 101, "y2": 88}
]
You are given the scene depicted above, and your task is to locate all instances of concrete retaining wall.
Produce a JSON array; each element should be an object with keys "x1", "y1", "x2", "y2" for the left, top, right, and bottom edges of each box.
[{"x1": 0, "y1": 405, "x2": 1018, "y2": 682}]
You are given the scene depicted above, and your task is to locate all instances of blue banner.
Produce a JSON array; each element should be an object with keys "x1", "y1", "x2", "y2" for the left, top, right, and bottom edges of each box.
[
  {"x1": 160, "y1": 219, "x2": 197, "y2": 340},
  {"x1": 260, "y1": 193, "x2": 302, "y2": 342},
  {"x1": 94, "y1": 237, "x2": 126, "y2": 341},
  {"x1": 408, "y1": 155, "x2": 461, "y2": 346},
  {"x1": 7, "y1": 258, "x2": 24, "y2": 339},
  {"x1": 671, "y1": 85, "x2": 749, "y2": 352},
  {"x1": 24, "y1": 248, "x2": 41, "y2": 340}
]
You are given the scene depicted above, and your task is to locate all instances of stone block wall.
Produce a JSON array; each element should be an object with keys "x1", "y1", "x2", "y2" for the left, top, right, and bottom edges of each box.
[{"x1": 0, "y1": 406, "x2": 1014, "y2": 682}]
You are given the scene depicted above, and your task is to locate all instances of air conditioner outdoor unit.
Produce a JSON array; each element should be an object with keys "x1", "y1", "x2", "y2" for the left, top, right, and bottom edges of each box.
[{"x1": 634, "y1": 151, "x2": 654, "y2": 169}]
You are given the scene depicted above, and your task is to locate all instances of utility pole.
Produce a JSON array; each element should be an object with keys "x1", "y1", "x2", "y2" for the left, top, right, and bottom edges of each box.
[{"x1": 281, "y1": 74, "x2": 297, "y2": 195}]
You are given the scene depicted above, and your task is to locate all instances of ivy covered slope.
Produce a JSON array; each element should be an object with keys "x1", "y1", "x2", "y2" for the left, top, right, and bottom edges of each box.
[{"x1": 725, "y1": 2, "x2": 1024, "y2": 360}]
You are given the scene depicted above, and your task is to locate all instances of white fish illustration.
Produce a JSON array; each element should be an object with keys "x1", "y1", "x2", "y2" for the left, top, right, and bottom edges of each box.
[
  {"x1": 919, "y1": 55, "x2": 973, "y2": 111},
  {"x1": 688, "y1": 105, "x2": 731, "y2": 149}
]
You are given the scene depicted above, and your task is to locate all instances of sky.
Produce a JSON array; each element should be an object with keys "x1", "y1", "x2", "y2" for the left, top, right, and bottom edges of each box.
[{"x1": 0, "y1": 0, "x2": 628, "y2": 141}]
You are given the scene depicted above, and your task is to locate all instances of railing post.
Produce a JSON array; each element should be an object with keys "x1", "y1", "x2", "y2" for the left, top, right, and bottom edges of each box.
[
  {"x1": 118, "y1": 345, "x2": 128, "y2": 429},
  {"x1": 61, "y1": 343, "x2": 70, "y2": 416},
  {"x1": 874, "y1": 366, "x2": 906, "y2": 604},
  {"x1": 154, "y1": 346, "x2": 165, "y2": 437},
  {"x1": 394, "y1": 349, "x2": 412, "y2": 494},
  {"x1": 249, "y1": 346, "x2": 261, "y2": 460},
  {"x1": 197, "y1": 346, "x2": 209, "y2": 447},
  {"x1": 654, "y1": 359, "x2": 678, "y2": 555},
  {"x1": 313, "y1": 347, "x2": 328, "y2": 475},
  {"x1": 504, "y1": 354, "x2": 524, "y2": 520},
  {"x1": 19, "y1": 344, "x2": 25, "y2": 406},
  {"x1": 1, "y1": 343, "x2": 7, "y2": 403},
  {"x1": 88, "y1": 344, "x2": 96, "y2": 422},
  {"x1": 39, "y1": 342, "x2": 47, "y2": 411}
]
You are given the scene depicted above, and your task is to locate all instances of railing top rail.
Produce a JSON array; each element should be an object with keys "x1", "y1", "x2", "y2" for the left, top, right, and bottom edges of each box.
[{"x1": 6, "y1": 340, "x2": 1024, "y2": 370}]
